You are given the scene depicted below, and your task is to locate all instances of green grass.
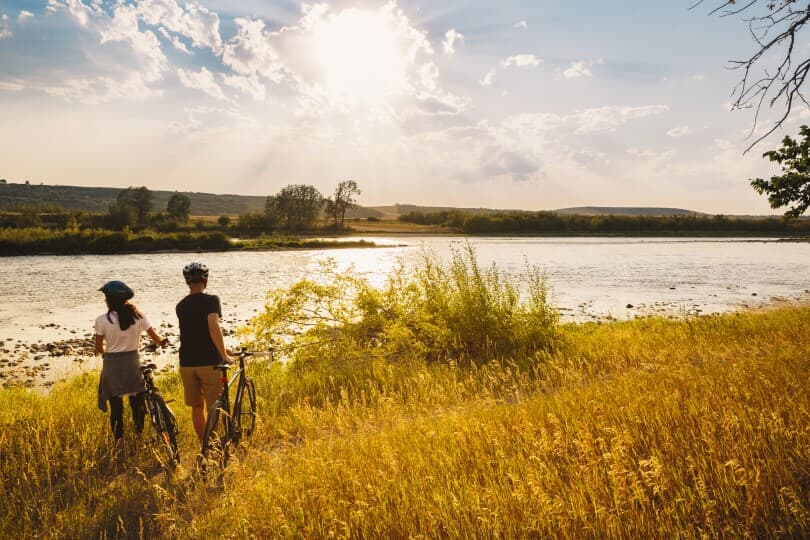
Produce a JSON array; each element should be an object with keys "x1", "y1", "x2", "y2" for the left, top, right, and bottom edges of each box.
[
  {"x1": 0, "y1": 227, "x2": 377, "y2": 255},
  {"x1": 1, "y1": 306, "x2": 809, "y2": 538}
]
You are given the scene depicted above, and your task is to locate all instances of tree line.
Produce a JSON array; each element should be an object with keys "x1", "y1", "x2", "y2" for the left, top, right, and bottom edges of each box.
[
  {"x1": 0, "y1": 180, "x2": 361, "y2": 233},
  {"x1": 398, "y1": 210, "x2": 810, "y2": 235}
]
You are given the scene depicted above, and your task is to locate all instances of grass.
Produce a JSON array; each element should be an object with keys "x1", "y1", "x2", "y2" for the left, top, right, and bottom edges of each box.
[
  {"x1": 0, "y1": 227, "x2": 377, "y2": 255},
  {"x1": 1, "y1": 305, "x2": 809, "y2": 538}
]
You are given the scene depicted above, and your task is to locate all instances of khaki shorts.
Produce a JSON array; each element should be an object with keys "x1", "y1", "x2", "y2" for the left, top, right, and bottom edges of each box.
[{"x1": 180, "y1": 365, "x2": 224, "y2": 410}]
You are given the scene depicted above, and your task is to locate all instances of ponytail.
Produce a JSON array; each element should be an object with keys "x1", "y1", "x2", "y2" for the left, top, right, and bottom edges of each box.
[{"x1": 105, "y1": 298, "x2": 143, "y2": 331}]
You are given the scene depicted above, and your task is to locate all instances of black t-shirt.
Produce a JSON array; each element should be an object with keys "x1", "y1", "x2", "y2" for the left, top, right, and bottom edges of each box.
[{"x1": 176, "y1": 292, "x2": 223, "y2": 367}]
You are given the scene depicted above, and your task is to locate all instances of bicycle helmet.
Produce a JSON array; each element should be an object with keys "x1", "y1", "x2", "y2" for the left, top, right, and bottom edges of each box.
[
  {"x1": 183, "y1": 261, "x2": 209, "y2": 283},
  {"x1": 99, "y1": 280, "x2": 134, "y2": 300}
]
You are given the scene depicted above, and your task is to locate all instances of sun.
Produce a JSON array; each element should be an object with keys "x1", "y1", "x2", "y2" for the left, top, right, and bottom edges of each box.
[{"x1": 309, "y1": 7, "x2": 411, "y2": 106}]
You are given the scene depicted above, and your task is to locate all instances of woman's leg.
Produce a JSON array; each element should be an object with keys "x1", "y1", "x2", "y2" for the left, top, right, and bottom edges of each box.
[
  {"x1": 129, "y1": 392, "x2": 146, "y2": 434},
  {"x1": 109, "y1": 396, "x2": 124, "y2": 439}
]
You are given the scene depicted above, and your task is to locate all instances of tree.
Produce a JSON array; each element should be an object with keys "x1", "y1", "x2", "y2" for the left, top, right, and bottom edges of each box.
[
  {"x1": 104, "y1": 202, "x2": 136, "y2": 230},
  {"x1": 701, "y1": 1, "x2": 810, "y2": 149},
  {"x1": 750, "y1": 125, "x2": 810, "y2": 218},
  {"x1": 326, "y1": 180, "x2": 361, "y2": 227},
  {"x1": 269, "y1": 184, "x2": 324, "y2": 229},
  {"x1": 166, "y1": 192, "x2": 191, "y2": 222},
  {"x1": 218, "y1": 215, "x2": 231, "y2": 227},
  {"x1": 116, "y1": 186, "x2": 153, "y2": 224}
]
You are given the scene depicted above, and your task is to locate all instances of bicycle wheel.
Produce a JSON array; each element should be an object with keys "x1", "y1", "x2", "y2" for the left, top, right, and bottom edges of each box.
[
  {"x1": 200, "y1": 402, "x2": 232, "y2": 468},
  {"x1": 233, "y1": 378, "x2": 257, "y2": 442},
  {"x1": 147, "y1": 394, "x2": 180, "y2": 468}
]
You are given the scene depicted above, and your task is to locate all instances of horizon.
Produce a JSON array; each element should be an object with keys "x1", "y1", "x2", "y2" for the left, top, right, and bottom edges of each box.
[{"x1": 0, "y1": 1, "x2": 805, "y2": 214}]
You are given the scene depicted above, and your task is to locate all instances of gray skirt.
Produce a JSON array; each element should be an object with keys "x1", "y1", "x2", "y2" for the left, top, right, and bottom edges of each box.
[{"x1": 97, "y1": 350, "x2": 146, "y2": 412}]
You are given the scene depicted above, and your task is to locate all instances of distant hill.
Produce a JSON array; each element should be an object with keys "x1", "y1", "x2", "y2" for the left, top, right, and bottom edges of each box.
[
  {"x1": 0, "y1": 182, "x2": 739, "y2": 219},
  {"x1": 0, "y1": 182, "x2": 268, "y2": 215},
  {"x1": 554, "y1": 206, "x2": 705, "y2": 217}
]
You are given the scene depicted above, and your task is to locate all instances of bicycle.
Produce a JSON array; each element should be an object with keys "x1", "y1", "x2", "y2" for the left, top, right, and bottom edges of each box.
[
  {"x1": 140, "y1": 362, "x2": 180, "y2": 469},
  {"x1": 198, "y1": 349, "x2": 271, "y2": 472}
]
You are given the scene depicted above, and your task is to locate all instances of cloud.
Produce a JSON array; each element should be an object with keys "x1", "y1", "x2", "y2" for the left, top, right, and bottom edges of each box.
[
  {"x1": 43, "y1": 74, "x2": 161, "y2": 104},
  {"x1": 0, "y1": 14, "x2": 11, "y2": 39},
  {"x1": 691, "y1": 73, "x2": 705, "y2": 81},
  {"x1": 514, "y1": 20, "x2": 527, "y2": 29},
  {"x1": 18, "y1": 11, "x2": 34, "y2": 24},
  {"x1": 221, "y1": 17, "x2": 284, "y2": 82},
  {"x1": 223, "y1": 74, "x2": 266, "y2": 101},
  {"x1": 563, "y1": 60, "x2": 593, "y2": 79},
  {"x1": 46, "y1": 0, "x2": 95, "y2": 27},
  {"x1": 136, "y1": 0, "x2": 222, "y2": 53},
  {"x1": 501, "y1": 54, "x2": 542, "y2": 68},
  {"x1": 98, "y1": 4, "x2": 168, "y2": 82},
  {"x1": 158, "y1": 27, "x2": 191, "y2": 54},
  {"x1": 0, "y1": 79, "x2": 24, "y2": 91},
  {"x1": 442, "y1": 28, "x2": 463, "y2": 55},
  {"x1": 479, "y1": 69, "x2": 496, "y2": 87},
  {"x1": 504, "y1": 105, "x2": 670, "y2": 134},
  {"x1": 482, "y1": 150, "x2": 539, "y2": 182},
  {"x1": 667, "y1": 125, "x2": 693, "y2": 138},
  {"x1": 177, "y1": 67, "x2": 229, "y2": 101}
]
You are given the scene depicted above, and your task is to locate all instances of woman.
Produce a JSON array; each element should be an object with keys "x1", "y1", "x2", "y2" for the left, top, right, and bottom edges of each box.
[{"x1": 95, "y1": 280, "x2": 166, "y2": 451}]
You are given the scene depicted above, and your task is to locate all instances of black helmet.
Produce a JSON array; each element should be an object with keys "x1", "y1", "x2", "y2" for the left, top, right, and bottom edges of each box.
[
  {"x1": 183, "y1": 262, "x2": 209, "y2": 283},
  {"x1": 99, "y1": 280, "x2": 134, "y2": 300}
]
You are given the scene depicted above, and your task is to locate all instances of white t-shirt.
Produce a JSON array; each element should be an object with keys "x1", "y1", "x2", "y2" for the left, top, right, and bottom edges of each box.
[{"x1": 94, "y1": 311, "x2": 151, "y2": 353}]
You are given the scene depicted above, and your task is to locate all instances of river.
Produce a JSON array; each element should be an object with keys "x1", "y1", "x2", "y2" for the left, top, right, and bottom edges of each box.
[{"x1": 0, "y1": 236, "x2": 808, "y2": 386}]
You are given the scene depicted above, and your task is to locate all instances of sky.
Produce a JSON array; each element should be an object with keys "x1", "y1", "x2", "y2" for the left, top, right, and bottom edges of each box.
[{"x1": 0, "y1": 0, "x2": 806, "y2": 213}]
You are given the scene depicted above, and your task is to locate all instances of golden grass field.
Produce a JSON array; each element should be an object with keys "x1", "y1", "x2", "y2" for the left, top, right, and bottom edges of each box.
[{"x1": 1, "y1": 303, "x2": 809, "y2": 538}]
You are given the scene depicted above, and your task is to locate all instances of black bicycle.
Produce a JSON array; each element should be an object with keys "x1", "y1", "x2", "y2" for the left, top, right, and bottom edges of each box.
[
  {"x1": 199, "y1": 349, "x2": 270, "y2": 471},
  {"x1": 140, "y1": 362, "x2": 180, "y2": 469}
]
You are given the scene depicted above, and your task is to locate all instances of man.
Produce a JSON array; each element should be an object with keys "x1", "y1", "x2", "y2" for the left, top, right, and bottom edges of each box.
[{"x1": 176, "y1": 262, "x2": 233, "y2": 442}]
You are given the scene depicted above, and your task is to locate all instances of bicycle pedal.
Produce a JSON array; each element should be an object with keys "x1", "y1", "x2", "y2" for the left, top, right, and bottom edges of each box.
[{"x1": 165, "y1": 399, "x2": 175, "y2": 404}]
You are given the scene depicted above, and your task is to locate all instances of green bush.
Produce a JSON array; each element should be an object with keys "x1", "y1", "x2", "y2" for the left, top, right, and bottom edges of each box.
[{"x1": 246, "y1": 244, "x2": 559, "y2": 367}]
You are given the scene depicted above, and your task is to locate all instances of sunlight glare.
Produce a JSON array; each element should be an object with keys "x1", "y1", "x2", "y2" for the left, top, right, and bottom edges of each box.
[{"x1": 310, "y1": 8, "x2": 410, "y2": 106}]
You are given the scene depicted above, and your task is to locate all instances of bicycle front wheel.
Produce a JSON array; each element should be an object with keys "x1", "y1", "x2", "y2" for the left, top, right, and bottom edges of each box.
[
  {"x1": 200, "y1": 402, "x2": 232, "y2": 468},
  {"x1": 146, "y1": 394, "x2": 180, "y2": 469},
  {"x1": 234, "y1": 378, "x2": 257, "y2": 442}
]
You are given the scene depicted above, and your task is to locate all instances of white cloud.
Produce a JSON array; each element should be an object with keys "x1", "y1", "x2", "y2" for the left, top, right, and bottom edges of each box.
[
  {"x1": 0, "y1": 80, "x2": 24, "y2": 91},
  {"x1": 501, "y1": 54, "x2": 542, "y2": 68},
  {"x1": 0, "y1": 14, "x2": 11, "y2": 38},
  {"x1": 223, "y1": 74, "x2": 266, "y2": 101},
  {"x1": 481, "y1": 151, "x2": 539, "y2": 182},
  {"x1": 514, "y1": 20, "x2": 527, "y2": 29},
  {"x1": 18, "y1": 11, "x2": 34, "y2": 24},
  {"x1": 563, "y1": 60, "x2": 593, "y2": 79},
  {"x1": 158, "y1": 27, "x2": 191, "y2": 54},
  {"x1": 43, "y1": 74, "x2": 161, "y2": 104},
  {"x1": 479, "y1": 69, "x2": 496, "y2": 87},
  {"x1": 99, "y1": 4, "x2": 168, "y2": 82},
  {"x1": 46, "y1": 0, "x2": 95, "y2": 27},
  {"x1": 177, "y1": 67, "x2": 229, "y2": 101},
  {"x1": 442, "y1": 28, "x2": 463, "y2": 55},
  {"x1": 691, "y1": 73, "x2": 705, "y2": 81},
  {"x1": 136, "y1": 0, "x2": 222, "y2": 53},
  {"x1": 504, "y1": 105, "x2": 670, "y2": 135},
  {"x1": 221, "y1": 17, "x2": 284, "y2": 82},
  {"x1": 667, "y1": 125, "x2": 693, "y2": 138}
]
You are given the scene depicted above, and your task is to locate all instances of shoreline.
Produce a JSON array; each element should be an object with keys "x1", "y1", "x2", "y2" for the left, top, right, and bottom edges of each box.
[{"x1": 3, "y1": 295, "x2": 808, "y2": 392}]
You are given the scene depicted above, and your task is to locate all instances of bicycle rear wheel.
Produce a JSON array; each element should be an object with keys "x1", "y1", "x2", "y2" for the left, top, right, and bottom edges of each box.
[
  {"x1": 234, "y1": 378, "x2": 257, "y2": 442},
  {"x1": 200, "y1": 402, "x2": 232, "y2": 468},
  {"x1": 147, "y1": 394, "x2": 180, "y2": 469}
]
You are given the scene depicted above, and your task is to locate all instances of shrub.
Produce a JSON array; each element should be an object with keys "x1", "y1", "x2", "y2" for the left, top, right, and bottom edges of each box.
[{"x1": 246, "y1": 244, "x2": 558, "y2": 367}]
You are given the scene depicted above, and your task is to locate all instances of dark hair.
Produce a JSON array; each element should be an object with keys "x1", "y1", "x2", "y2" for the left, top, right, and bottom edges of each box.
[{"x1": 105, "y1": 296, "x2": 143, "y2": 331}]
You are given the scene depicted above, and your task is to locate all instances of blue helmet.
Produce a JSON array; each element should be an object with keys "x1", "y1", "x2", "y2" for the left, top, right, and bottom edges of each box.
[{"x1": 99, "y1": 280, "x2": 134, "y2": 300}]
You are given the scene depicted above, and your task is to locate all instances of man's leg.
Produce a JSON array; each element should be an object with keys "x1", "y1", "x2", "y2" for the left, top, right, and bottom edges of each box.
[{"x1": 191, "y1": 397, "x2": 206, "y2": 442}]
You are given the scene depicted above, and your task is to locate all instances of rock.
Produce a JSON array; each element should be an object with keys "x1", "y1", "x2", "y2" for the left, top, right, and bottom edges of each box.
[
  {"x1": 626, "y1": 304, "x2": 634, "y2": 309},
  {"x1": 751, "y1": 293, "x2": 757, "y2": 296}
]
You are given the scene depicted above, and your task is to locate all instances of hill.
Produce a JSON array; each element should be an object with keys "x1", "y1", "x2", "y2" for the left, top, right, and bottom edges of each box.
[{"x1": 554, "y1": 206, "x2": 704, "y2": 217}]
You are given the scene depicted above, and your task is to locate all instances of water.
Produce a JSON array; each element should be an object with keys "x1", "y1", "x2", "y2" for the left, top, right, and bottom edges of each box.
[{"x1": 1, "y1": 236, "x2": 808, "y2": 384}]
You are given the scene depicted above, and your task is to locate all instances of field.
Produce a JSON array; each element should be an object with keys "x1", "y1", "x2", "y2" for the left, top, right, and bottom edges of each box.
[{"x1": 1, "y1": 248, "x2": 808, "y2": 538}]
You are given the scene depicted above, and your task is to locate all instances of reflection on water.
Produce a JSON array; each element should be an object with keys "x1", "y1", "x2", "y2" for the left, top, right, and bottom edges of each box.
[{"x1": 0, "y1": 236, "x2": 808, "y2": 349}]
